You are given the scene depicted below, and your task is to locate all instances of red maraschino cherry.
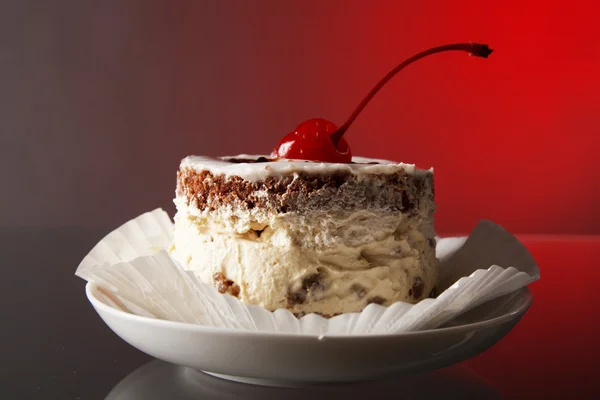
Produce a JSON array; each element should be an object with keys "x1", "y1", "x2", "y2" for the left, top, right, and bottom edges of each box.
[
  {"x1": 271, "y1": 118, "x2": 352, "y2": 163},
  {"x1": 272, "y1": 42, "x2": 493, "y2": 163}
]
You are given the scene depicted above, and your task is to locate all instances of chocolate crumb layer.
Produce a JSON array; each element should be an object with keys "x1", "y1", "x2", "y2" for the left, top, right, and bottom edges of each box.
[{"x1": 177, "y1": 167, "x2": 433, "y2": 215}]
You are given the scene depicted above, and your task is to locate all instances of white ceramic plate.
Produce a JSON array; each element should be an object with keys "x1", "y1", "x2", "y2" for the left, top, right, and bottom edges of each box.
[{"x1": 87, "y1": 282, "x2": 532, "y2": 386}]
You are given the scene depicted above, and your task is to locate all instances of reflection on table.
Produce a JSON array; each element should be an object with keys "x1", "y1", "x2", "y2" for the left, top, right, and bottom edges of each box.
[{"x1": 106, "y1": 360, "x2": 501, "y2": 400}]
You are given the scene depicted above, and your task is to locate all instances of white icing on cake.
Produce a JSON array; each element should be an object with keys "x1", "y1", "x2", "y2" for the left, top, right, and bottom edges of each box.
[{"x1": 180, "y1": 154, "x2": 432, "y2": 182}]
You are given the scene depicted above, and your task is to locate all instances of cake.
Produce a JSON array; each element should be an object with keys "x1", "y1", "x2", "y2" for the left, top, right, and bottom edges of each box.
[
  {"x1": 170, "y1": 154, "x2": 438, "y2": 317},
  {"x1": 167, "y1": 42, "x2": 495, "y2": 317}
]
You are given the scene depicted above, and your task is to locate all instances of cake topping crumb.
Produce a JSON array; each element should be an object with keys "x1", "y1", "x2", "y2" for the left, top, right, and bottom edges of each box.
[
  {"x1": 410, "y1": 277, "x2": 425, "y2": 299},
  {"x1": 429, "y1": 287, "x2": 438, "y2": 298},
  {"x1": 350, "y1": 283, "x2": 367, "y2": 299},
  {"x1": 213, "y1": 272, "x2": 240, "y2": 297},
  {"x1": 367, "y1": 296, "x2": 386, "y2": 305}
]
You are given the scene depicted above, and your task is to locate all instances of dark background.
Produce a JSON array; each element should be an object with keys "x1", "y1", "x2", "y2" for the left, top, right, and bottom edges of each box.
[{"x1": 2, "y1": 0, "x2": 600, "y2": 234}]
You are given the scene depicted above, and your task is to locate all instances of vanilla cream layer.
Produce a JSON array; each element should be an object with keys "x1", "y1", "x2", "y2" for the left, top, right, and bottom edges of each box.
[{"x1": 170, "y1": 201, "x2": 438, "y2": 316}]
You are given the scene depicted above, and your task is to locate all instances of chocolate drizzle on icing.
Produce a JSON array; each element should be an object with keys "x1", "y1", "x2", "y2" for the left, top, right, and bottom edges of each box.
[
  {"x1": 223, "y1": 156, "x2": 382, "y2": 165},
  {"x1": 224, "y1": 156, "x2": 272, "y2": 164}
]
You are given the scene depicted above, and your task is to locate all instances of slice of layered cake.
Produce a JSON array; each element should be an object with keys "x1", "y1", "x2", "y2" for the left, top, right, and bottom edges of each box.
[
  {"x1": 170, "y1": 155, "x2": 437, "y2": 317},
  {"x1": 169, "y1": 43, "x2": 495, "y2": 317}
]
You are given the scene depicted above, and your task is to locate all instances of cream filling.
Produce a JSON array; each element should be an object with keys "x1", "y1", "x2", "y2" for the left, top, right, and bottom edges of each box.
[{"x1": 170, "y1": 201, "x2": 437, "y2": 315}]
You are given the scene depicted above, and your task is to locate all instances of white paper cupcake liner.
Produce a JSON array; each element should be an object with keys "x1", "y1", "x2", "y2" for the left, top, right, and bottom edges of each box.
[{"x1": 76, "y1": 209, "x2": 539, "y2": 335}]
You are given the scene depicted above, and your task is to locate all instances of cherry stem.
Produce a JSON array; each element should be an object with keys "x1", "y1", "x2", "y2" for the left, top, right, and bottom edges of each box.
[{"x1": 331, "y1": 42, "x2": 493, "y2": 145}]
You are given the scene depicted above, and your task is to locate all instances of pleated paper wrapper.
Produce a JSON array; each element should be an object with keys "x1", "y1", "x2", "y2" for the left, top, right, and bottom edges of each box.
[{"x1": 76, "y1": 209, "x2": 539, "y2": 336}]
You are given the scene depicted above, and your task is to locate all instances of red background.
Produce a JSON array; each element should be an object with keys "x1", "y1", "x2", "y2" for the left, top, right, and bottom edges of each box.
[
  {"x1": 466, "y1": 237, "x2": 600, "y2": 398},
  {"x1": 3, "y1": 0, "x2": 600, "y2": 234}
]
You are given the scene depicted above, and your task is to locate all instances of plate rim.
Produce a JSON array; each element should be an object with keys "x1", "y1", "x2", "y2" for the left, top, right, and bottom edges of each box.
[{"x1": 86, "y1": 281, "x2": 532, "y2": 340}]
